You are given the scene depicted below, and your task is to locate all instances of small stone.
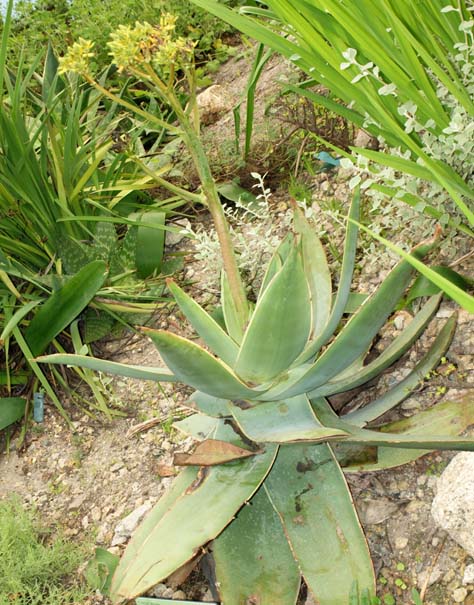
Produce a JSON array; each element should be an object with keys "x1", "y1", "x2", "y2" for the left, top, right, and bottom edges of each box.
[
  {"x1": 463, "y1": 563, "x2": 474, "y2": 585},
  {"x1": 162, "y1": 587, "x2": 174, "y2": 599},
  {"x1": 111, "y1": 502, "x2": 152, "y2": 546},
  {"x1": 400, "y1": 398, "x2": 421, "y2": 411},
  {"x1": 68, "y1": 494, "x2": 86, "y2": 510},
  {"x1": 150, "y1": 584, "x2": 167, "y2": 598},
  {"x1": 395, "y1": 536, "x2": 409, "y2": 550},
  {"x1": 359, "y1": 498, "x2": 399, "y2": 525},
  {"x1": 110, "y1": 462, "x2": 124, "y2": 472},
  {"x1": 81, "y1": 515, "x2": 89, "y2": 529},
  {"x1": 172, "y1": 590, "x2": 187, "y2": 600},
  {"x1": 453, "y1": 587, "x2": 468, "y2": 602}
]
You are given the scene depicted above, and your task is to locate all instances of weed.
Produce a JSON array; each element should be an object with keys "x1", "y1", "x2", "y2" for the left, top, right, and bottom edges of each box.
[{"x1": 0, "y1": 497, "x2": 92, "y2": 605}]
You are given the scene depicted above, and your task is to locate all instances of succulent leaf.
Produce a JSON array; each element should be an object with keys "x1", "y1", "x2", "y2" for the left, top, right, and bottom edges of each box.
[
  {"x1": 168, "y1": 280, "x2": 239, "y2": 366},
  {"x1": 339, "y1": 395, "x2": 474, "y2": 472},
  {"x1": 235, "y1": 245, "x2": 311, "y2": 383},
  {"x1": 213, "y1": 485, "x2": 300, "y2": 605},
  {"x1": 221, "y1": 270, "x2": 246, "y2": 343},
  {"x1": 230, "y1": 394, "x2": 348, "y2": 443},
  {"x1": 344, "y1": 313, "x2": 457, "y2": 425},
  {"x1": 35, "y1": 353, "x2": 176, "y2": 382},
  {"x1": 144, "y1": 328, "x2": 261, "y2": 399},
  {"x1": 110, "y1": 433, "x2": 278, "y2": 603},
  {"x1": 278, "y1": 237, "x2": 437, "y2": 398},
  {"x1": 310, "y1": 293, "x2": 442, "y2": 398},
  {"x1": 293, "y1": 204, "x2": 331, "y2": 339},
  {"x1": 296, "y1": 189, "x2": 360, "y2": 363},
  {"x1": 264, "y1": 443, "x2": 375, "y2": 605}
]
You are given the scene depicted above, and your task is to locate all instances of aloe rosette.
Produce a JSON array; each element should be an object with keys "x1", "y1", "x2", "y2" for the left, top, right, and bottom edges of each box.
[{"x1": 40, "y1": 193, "x2": 474, "y2": 605}]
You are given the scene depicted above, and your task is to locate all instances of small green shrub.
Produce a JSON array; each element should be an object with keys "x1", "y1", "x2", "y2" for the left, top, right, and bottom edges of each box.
[{"x1": 0, "y1": 497, "x2": 91, "y2": 605}]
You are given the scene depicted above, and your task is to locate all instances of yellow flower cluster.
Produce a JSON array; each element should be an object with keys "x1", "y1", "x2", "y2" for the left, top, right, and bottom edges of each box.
[
  {"x1": 107, "y1": 16, "x2": 193, "y2": 73},
  {"x1": 58, "y1": 38, "x2": 95, "y2": 75}
]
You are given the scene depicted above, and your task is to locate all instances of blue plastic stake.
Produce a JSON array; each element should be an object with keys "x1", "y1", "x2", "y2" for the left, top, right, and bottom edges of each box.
[{"x1": 33, "y1": 392, "x2": 44, "y2": 423}]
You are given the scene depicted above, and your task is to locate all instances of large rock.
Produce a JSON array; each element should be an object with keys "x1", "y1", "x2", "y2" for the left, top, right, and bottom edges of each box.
[{"x1": 432, "y1": 452, "x2": 474, "y2": 556}]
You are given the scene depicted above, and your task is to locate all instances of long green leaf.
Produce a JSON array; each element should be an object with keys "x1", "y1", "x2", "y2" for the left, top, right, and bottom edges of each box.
[
  {"x1": 230, "y1": 394, "x2": 348, "y2": 443},
  {"x1": 143, "y1": 329, "x2": 261, "y2": 399},
  {"x1": 168, "y1": 280, "x2": 239, "y2": 366},
  {"x1": 213, "y1": 485, "x2": 300, "y2": 605},
  {"x1": 110, "y1": 439, "x2": 277, "y2": 603},
  {"x1": 24, "y1": 261, "x2": 108, "y2": 356},
  {"x1": 135, "y1": 211, "x2": 166, "y2": 278},
  {"x1": 340, "y1": 396, "x2": 474, "y2": 472},
  {"x1": 279, "y1": 237, "x2": 436, "y2": 398},
  {"x1": 293, "y1": 205, "x2": 332, "y2": 340},
  {"x1": 309, "y1": 293, "x2": 442, "y2": 397},
  {"x1": 36, "y1": 353, "x2": 176, "y2": 382},
  {"x1": 344, "y1": 313, "x2": 457, "y2": 425},
  {"x1": 264, "y1": 443, "x2": 375, "y2": 605},
  {"x1": 235, "y1": 246, "x2": 311, "y2": 383},
  {"x1": 353, "y1": 222, "x2": 474, "y2": 312}
]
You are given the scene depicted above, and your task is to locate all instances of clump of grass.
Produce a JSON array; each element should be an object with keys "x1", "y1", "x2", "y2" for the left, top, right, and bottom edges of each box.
[{"x1": 0, "y1": 497, "x2": 92, "y2": 605}]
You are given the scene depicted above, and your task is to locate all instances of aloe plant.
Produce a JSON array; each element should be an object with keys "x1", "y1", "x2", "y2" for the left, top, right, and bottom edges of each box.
[{"x1": 39, "y1": 191, "x2": 474, "y2": 604}]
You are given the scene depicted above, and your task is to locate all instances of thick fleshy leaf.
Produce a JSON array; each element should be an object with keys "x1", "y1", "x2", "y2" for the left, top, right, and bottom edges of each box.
[
  {"x1": 278, "y1": 237, "x2": 436, "y2": 398},
  {"x1": 143, "y1": 329, "x2": 260, "y2": 399},
  {"x1": 230, "y1": 394, "x2": 348, "y2": 443},
  {"x1": 296, "y1": 189, "x2": 360, "y2": 364},
  {"x1": 264, "y1": 443, "x2": 375, "y2": 605},
  {"x1": 110, "y1": 438, "x2": 277, "y2": 603},
  {"x1": 340, "y1": 396, "x2": 474, "y2": 472},
  {"x1": 36, "y1": 353, "x2": 176, "y2": 382},
  {"x1": 221, "y1": 270, "x2": 246, "y2": 344},
  {"x1": 293, "y1": 205, "x2": 331, "y2": 339},
  {"x1": 235, "y1": 246, "x2": 311, "y2": 383},
  {"x1": 186, "y1": 391, "x2": 231, "y2": 417},
  {"x1": 174, "y1": 439, "x2": 258, "y2": 466},
  {"x1": 340, "y1": 422, "x2": 474, "y2": 452},
  {"x1": 344, "y1": 313, "x2": 456, "y2": 425},
  {"x1": 24, "y1": 260, "x2": 108, "y2": 356},
  {"x1": 309, "y1": 293, "x2": 442, "y2": 398},
  {"x1": 259, "y1": 232, "x2": 293, "y2": 296},
  {"x1": 168, "y1": 280, "x2": 239, "y2": 366},
  {"x1": 174, "y1": 413, "x2": 222, "y2": 440},
  {"x1": 0, "y1": 397, "x2": 26, "y2": 430},
  {"x1": 213, "y1": 485, "x2": 300, "y2": 605}
]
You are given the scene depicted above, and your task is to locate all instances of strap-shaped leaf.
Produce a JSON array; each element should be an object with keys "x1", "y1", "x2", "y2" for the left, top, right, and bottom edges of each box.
[
  {"x1": 259, "y1": 232, "x2": 293, "y2": 296},
  {"x1": 344, "y1": 313, "x2": 456, "y2": 426},
  {"x1": 168, "y1": 280, "x2": 239, "y2": 366},
  {"x1": 342, "y1": 425, "x2": 474, "y2": 452},
  {"x1": 110, "y1": 439, "x2": 278, "y2": 603},
  {"x1": 235, "y1": 246, "x2": 311, "y2": 383},
  {"x1": 221, "y1": 270, "x2": 245, "y2": 344},
  {"x1": 264, "y1": 443, "x2": 375, "y2": 605},
  {"x1": 278, "y1": 237, "x2": 436, "y2": 398},
  {"x1": 143, "y1": 328, "x2": 260, "y2": 399},
  {"x1": 24, "y1": 260, "x2": 108, "y2": 356},
  {"x1": 213, "y1": 485, "x2": 300, "y2": 605},
  {"x1": 309, "y1": 293, "x2": 442, "y2": 398},
  {"x1": 230, "y1": 394, "x2": 348, "y2": 443},
  {"x1": 295, "y1": 189, "x2": 360, "y2": 364},
  {"x1": 36, "y1": 353, "x2": 176, "y2": 382},
  {"x1": 340, "y1": 396, "x2": 474, "y2": 472},
  {"x1": 293, "y1": 205, "x2": 331, "y2": 340}
]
